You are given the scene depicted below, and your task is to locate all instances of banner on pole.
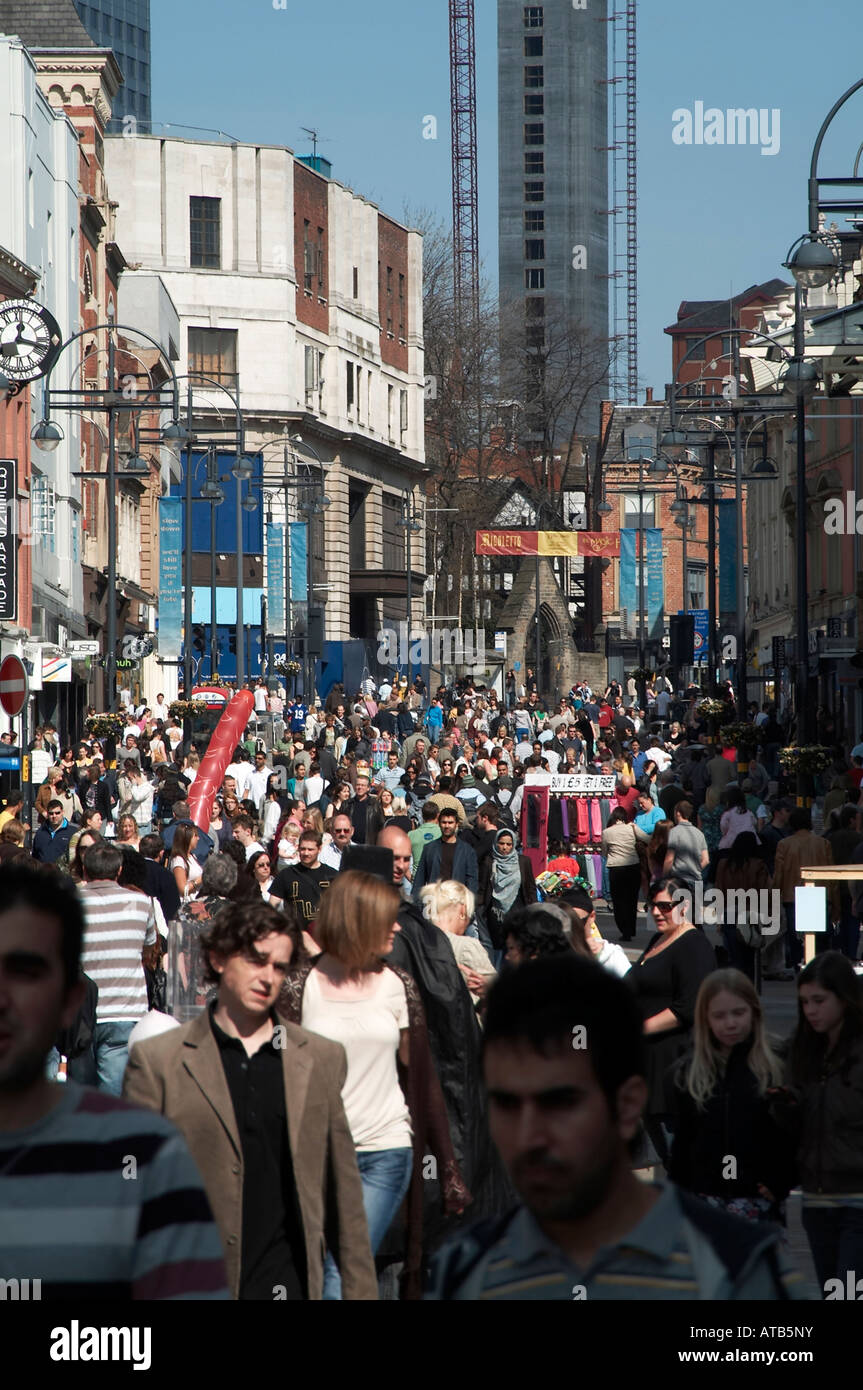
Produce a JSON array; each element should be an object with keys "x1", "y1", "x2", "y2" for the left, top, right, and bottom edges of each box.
[
  {"x1": 619, "y1": 529, "x2": 637, "y2": 633},
  {"x1": 474, "y1": 530, "x2": 620, "y2": 557},
  {"x1": 646, "y1": 528, "x2": 664, "y2": 640},
  {"x1": 290, "y1": 522, "x2": 308, "y2": 603},
  {"x1": 0, "y1": 459, "x2": 17, "y2": 622},
  {"x1": 158, "y1": 497, "x2": 183, "y2": 660},
  {"x1": 718, "y1": 500, "x2": 737, "y2": 616},
  {"x1": 266, "y1": 523, "x2": 286, "y2": 636}
]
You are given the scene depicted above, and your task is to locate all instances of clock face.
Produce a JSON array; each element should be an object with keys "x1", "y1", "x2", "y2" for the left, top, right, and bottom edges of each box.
[{"x1": 0, "y1": 299, "x2": 63, "y2": 382}]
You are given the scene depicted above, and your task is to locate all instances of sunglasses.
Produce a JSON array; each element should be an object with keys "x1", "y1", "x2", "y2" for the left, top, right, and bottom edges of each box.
[{"x1": 651, "y1": 900, "x2": 676, "y2": 915}]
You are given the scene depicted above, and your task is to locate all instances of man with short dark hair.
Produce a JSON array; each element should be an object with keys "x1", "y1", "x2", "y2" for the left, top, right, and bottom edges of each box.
[
  {"x1": 412, "y1": 808, "x2": 478, "y2": 898},
  {"x1": 124, "y1": 900, "x2": 376, "y2": 1300},
  {"x1": 269, "y1": 832, "x2": 333, "y2": 920},
  {"x1": 426, "y1": 956, "x2": 805, "y2": 1300},
  {"x1": 67, "y1": 842, "x2": 157, "y2": 1094},
  {"x1": 32, "y1": 800, "x2": 74, "y2": 864},
  {"x1": 320, "y1": 813, "x2": 356, "y2": 871},
  {"x1": 232, "y1": 814, "x2": 265, "y2": 861},
  {"x1": 139, "y1": 832, "x2": 182, "y2": 924},
  {"x1": 349, "y1": 774, "x2": 372, "y2": 845},
  {"x1": 409, "y1": 801, "x2": 441, "y2": 873},
  {"x1": 0, "y1": 862, "x2": 230, "y2": 1298}
]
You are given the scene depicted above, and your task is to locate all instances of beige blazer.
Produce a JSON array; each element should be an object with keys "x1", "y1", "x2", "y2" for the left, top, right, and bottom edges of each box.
[{"x1": 123, "y1": 1009, "x2": 377, "y2": 1300}]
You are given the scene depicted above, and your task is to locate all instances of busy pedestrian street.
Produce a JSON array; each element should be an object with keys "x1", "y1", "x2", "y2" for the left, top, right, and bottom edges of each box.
[{"x1": 2, "y1": 0, "x2": 863, "y2": 1371}]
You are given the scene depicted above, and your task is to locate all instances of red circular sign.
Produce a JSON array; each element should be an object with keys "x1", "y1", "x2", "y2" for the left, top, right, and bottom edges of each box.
[{"x1": 0, "y1": 655, "x2": 28, "y2": 718}]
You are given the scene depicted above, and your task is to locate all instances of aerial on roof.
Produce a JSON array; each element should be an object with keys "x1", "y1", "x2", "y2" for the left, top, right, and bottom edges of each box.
[{"x1": 0, "y1": 0, "x2": 95, "y2": 49}]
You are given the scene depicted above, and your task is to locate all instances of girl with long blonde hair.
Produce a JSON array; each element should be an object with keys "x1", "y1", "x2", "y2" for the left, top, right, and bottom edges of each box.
[{"x1": 666, "y1": 969, "x2": 795, "y2": 1224}]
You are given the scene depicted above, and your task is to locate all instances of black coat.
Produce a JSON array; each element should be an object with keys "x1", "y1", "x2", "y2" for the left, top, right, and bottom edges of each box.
[
  {"x1": 478, "y1": 853, "x2": 538, "y2": 950},
  {"x1": 666, "y1": 1038, "x2": 797, "y2": 1205}
]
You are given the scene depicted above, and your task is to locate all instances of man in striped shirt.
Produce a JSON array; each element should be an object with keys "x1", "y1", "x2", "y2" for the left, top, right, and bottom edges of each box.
[
  {"x1": 67, "y1": 841, "x2": 155, "y2": 1095},
  {"x1": 0, "y1": 863, "x2": 229, "y2": 1298},
  {"x1": 426, "y1": 956, "x2": 806, "y2": 1301}
]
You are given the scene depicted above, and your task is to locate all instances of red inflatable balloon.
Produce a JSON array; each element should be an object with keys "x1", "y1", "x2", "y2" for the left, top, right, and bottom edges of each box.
[{"x1": 187, "y1": 689, "x2": 256, "y2": 835}]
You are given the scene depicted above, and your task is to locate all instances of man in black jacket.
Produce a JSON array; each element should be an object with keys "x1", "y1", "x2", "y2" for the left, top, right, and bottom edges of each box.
[
  {"x1": 412, "y1": 809, "x2": 478, "y2": 898},
  {"x1": 139, "y1": 833, "x2": 182, "y2": 924},
  {"x1": 459, "y1": 802, "x2": 499, "y2": 868},
  {"x1": 32, "y1": 801, "x2": 75, "y2": 864}
]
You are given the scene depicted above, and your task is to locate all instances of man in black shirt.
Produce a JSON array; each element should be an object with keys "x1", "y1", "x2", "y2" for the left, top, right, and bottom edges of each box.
[
  {"x1": 124, "y1": 901, "x2": 376, "y2": 1299},
  {"x1": 350, "y1": 774, "x2": 372, "y2": 844},
  {"x1": 269, "y1": 831, "x2": 333, "y2": 921}
]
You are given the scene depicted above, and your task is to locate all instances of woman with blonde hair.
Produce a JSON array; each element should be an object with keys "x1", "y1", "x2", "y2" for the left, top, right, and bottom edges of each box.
[
  {"x1": 303, "y1": 805, "x2": 332, "y2": 851},
  {"x1": 419, "y1": 880, "x2": 496, "y2": 1003},
  {"x1": 278, "y1": 870, "x2": 469, "y2": 1300},
  {"x1": 666, "y1": 968, "x2": 794, "y2": 1223}
]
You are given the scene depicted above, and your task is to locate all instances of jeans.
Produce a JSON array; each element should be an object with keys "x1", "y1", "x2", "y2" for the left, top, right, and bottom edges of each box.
[
  {"x1": 67, "y1": 1019, "x2": 136, "y2": 1096},
  {"x1": 322, "y1": 1147, "x2": 413, "y2": 1301},
  {"x1": 802, "y1": 1204, "x2": 863, "y2": 1292}
]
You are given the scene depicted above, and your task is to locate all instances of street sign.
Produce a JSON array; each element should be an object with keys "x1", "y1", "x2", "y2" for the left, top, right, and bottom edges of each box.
[
  {"x1": 42, "y1": 654, "x2": 72, "y2": 683},
  {"x1": 68, "y1": 640, "x2": 100, "y2": 657},
  {"x1": 0, "y1": 654, "x2": 28, "y2": 717}
]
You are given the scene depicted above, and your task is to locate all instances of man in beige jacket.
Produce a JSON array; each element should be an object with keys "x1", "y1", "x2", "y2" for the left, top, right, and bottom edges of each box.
[
  {"x1": 124, "y1": 901, "x2": 376, "y2": 1301},
  {"x1": 772, "y1": 807, "x2": 840, "y2": 970}
]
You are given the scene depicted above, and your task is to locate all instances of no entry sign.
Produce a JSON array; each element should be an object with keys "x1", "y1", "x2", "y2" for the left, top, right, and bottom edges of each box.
[{"x1": 0, "y1": 654, "x2": 28, "y2": 717}]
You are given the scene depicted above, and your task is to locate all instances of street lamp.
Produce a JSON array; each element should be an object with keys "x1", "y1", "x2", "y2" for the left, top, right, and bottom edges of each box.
[
  {"x1": 396, "y1": 492, "x2": 423, "y2": 686},
  {"x1": 31, "y1": 420, "x2": 63, "y2": 452}
]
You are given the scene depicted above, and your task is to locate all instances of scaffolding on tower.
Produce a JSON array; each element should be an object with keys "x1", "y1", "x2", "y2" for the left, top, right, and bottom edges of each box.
[
  {"x1": 449, "y1": 0, "x2": 480, "y2": 339},
  {"x1": 606, "y1": 1, "x2": 638, "y2": 403}
]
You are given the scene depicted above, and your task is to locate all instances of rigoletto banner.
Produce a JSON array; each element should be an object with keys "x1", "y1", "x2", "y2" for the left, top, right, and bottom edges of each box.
[
  {"x1": 475, "y1": 530, "x2": 620, "y2": 557},
  {"x1": 0, "y1": 459, "x2": 16, "y2": 622}
]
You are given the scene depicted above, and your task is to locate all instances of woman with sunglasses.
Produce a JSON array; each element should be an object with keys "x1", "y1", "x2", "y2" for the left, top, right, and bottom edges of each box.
[{"x1": 625, "y1": 875, "x2": 717, "y2": 1168}]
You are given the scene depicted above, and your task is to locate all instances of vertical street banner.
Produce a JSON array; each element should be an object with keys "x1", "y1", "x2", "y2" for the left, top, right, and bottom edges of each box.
[
  {"x1": 266, "y1": 523, "x2": 286, "y2": 637},
  {"x1": 158, "y1": 496, "x2": 183, "y2": 660},
  {"x1": 718, "y1": 499, "x2": 737, "y2": 616},
  {"x1": 0, "y1": 459, "x2": 17, "y2": 622},
  {"x1": 685, "y1": 608, "x2": 710, "y2": 665},
  {"x1": 289, "y1": 522, "x2": 308, "y2": 603},
  {"x1": 619, "y1": 529, "x2": 637, "y2": 636},
  {"x1": 645, "y1": 528, "x2": 664, "y2": 640}
]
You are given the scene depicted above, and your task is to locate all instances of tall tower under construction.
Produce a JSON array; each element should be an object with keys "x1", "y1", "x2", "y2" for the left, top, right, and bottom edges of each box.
[{"x1": 497, "y1": 0, "x2": 609, "y2": 440}]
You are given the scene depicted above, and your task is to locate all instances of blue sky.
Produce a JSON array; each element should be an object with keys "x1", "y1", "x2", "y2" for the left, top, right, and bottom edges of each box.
[{"x1": 152, "y1": 0, "x2": 863, "y2": 402}]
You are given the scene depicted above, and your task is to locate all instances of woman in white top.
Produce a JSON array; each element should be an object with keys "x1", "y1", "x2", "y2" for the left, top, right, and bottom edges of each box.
[
  {"x1": 294, "y1": 871, "x2": 414, "y2": 1300},
  {"x1": 171, "y1": 822, "x2": 202, "y2": 899}
]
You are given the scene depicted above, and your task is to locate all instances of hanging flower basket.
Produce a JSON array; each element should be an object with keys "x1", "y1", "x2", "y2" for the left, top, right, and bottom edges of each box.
[
  {"x1": 697, "y1": 698, "x2": 727, "y2": 720},
  {"x1": 778, "y1": 745, "x2": 835, "y2": 775},
  {"x1": 720, "y1": 722, "x2": 764, "y2": 750},
  {"x1": 85, "y1": 713, "x2": 127, "y2": 738},
  {"x1": 628, "y1": 668, "x2": 654, "y2": 683},
  {"x1": 273, "y1": 656, "x2": 301, "y2": 676},
  {"x1": 169, "y1": 700, "x2": 209, "y2": 720}
]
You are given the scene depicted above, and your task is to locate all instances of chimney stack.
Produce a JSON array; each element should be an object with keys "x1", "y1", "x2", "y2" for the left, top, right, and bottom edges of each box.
[{"x1": 645, "y1": 386, "x2": 654, "y2": 404}]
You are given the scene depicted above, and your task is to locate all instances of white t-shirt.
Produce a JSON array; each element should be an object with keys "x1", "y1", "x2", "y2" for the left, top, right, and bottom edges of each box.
[
  {"x1": 301, "y1": 967, "x2": 412, "y2": 1152},
  {"x1": 171, "y1": 855, "x2": 202, "y2": 884},
  {"x1": 254, "y1": 687, "x2": 268, "y2": 712}
]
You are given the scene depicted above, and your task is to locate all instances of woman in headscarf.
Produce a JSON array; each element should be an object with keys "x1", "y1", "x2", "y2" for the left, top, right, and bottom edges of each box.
[{"x1": 479, "y1": 827, "x2": 538, "y2": 963}]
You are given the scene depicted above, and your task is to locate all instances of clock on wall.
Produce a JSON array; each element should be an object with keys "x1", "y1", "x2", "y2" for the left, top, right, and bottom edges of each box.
[{"x1": 0, "y1": 298, "x2": 63, "y2": 390}]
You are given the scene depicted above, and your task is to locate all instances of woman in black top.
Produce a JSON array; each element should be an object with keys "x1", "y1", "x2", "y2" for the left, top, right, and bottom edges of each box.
[{"x1": 626, "y1": 875, "x2": 717, "y2": 1167}]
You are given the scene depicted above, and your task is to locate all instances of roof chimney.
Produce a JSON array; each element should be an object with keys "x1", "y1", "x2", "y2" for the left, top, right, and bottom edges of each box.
[{"x1": 645, "y1": 387, "x2": 654, "y2": 404}]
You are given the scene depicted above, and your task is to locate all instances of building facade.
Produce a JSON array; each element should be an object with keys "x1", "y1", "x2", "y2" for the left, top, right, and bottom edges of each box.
[
  {"x1": 72, "y1": 0, "x2": 150, "y2": 129},
  {"x1": 104, "y1": 133, "x2": 427, "y2": 690}
]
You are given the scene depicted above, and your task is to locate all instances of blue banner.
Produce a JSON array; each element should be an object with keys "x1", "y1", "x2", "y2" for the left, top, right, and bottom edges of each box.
[
  {"x1": 645, "y1": 528, "x2": 664, "y2": 640},
  {"x1": 266, "y1": 524, "x2": 286, "y2": 636},
  {"x1": 619, "y1": 529, "x2": 637, "y2": 636},
  {"x1": 290, "y1": 522, "x2": 308, "y2": 603},
  {"x1": 682, "y1": 608, "x2": 709, "y2": 666},
  {"x1": 718, "y1": 500, "x2": 737, "y2": 615},
  {"x1": 158, "y1": 497, "x2": 183, "y2": 660}
]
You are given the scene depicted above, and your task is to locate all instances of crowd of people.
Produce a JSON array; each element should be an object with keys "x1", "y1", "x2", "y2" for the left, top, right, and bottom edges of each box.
[{"x1": 2, "y1": 667, "x2": 863, "y2": 1302}]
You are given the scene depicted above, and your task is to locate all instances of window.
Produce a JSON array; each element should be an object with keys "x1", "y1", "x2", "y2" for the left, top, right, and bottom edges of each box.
[
  {"x1": 526, "y1": 325, "x2": 545, "y2": 350},
  {"x1": 352, "y1": 266, "x2": 359, "y2": 298},
  {"x1": 400, "y1": 389, "x2": 408, "y2": 436},
  {"x1": 316, "y1": 228, "x2": 324, "y2": 289},
  {"x1": 304, "y1": 344, "x2": 319, "y2": 397},
  {"x1": 622, "y1": 493, "x2": 655, "y2": 528},
  {"x1": 398, "y1": 272, "x2": 405, "y2": 339},
  {"x1": 31, "y1": 477, "x2": 56, "y2": 546},
  {"x1": 524, "y1": 152, "x2": 544, "y2": 175},
  {"x1": 524, "y1": 36, "x2": 543, "y2": 56},
  {"x1": 356, "y1": 366, "x2": 363, "y2": 423},
  {"x1": 188, "y1": 327, "x2": 238, "y2": 390},
  {"x1": 525, "y1": 297, "x2": 545, "y2": 319},
  {"x1": 685, "y1": 336, "x2": 706, "y2": 360},
  {"x1": 189, "y1": 197, "x2": 220, "y2": 268},
  {"x1": 524, "y1": 6, "x2": 543, "y2": 25},
  {"x1": 624, "y1": 430, "x2": 655, "y2": 461},
  {"x1": 387, "y1": 384, "x2": 395, "y2": 439},
  {"x1": 525, "y1": 210, "x2": 544, "y2": 232},
  {"x1": 525, "y1": 239, "x2": 545, "y2": 260},
  {"x1": 303, "y1": 221, "x2": 314, "y2": 292},
  {"x1": 382, "y1": 492, "x2": 405, "y2": 569},
  {"x1": 525, "y1": 268, "x2": 545, "y2": 289},
  {"x1": 386, "y1": 266, "x2": 393, "y2": 335},
  {"x1": 524, "y1": 94, "x2": 544, "y2": 116},
  {"x1": 524, "y1": 122, "x2": 544, "y2": 146},
  {"x1": 686, "y1": 565, "x2": 706, "y2": 611},
  {"x1": 524, "y1": 65, "x2": 544, "y2": 88},
  {"x1": 346, "y1": 361, "x2": 355, "y2": 414},
  {"x1": 721, "y1": 335, "x2": 733, "y2": 359},
  {"x1": 524, "y1": 180, "x2": 544, "y2": 202}
]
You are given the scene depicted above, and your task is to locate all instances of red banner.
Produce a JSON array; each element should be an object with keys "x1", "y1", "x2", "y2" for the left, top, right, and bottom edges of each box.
[{"x1": 475, "y1": 529, "x2": 619, "y2": 557}]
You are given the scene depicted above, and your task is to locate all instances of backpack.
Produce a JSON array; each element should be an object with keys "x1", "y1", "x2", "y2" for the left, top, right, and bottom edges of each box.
[{"x1": 490, "y1": 789, "x2": 516, "y2": 831}]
